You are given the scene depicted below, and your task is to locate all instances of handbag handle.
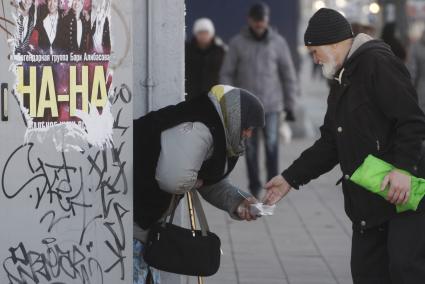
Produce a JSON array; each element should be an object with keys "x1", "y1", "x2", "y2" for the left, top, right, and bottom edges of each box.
[
  {"x1": 191, "y1": 189, "x2": 210, "y2": 237},
  {"x1": 161, "y1": 195, "x2": 180, "y2": 225},
  {"x1": 161, "y1": 190, "x2": 210, "y2": 237}
]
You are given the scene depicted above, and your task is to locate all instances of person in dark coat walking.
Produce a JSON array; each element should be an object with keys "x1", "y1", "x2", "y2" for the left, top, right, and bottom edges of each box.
[
  {"x1": 381, "y1": 22, "x2": 407, "y2": 62},
  {"x1": 265, "y1": 8, "x2": 425, "y2": 284},
  {"x1": 185, "y1": 18, "x2": 226, "y2": 101}
]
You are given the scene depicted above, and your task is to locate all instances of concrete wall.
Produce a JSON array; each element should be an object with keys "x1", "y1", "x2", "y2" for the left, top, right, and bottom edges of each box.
[
  {"x1": 0, "y1": 0, "x2": 184, "y2": 282},
  {"x1": 133, "y1": 0, "x2": 185, "y2": 118}
]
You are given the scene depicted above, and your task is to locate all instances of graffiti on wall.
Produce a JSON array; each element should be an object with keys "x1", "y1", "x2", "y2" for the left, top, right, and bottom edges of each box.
[{"x1": 1, "y1": 84, "x2": 132, "y2": 284}]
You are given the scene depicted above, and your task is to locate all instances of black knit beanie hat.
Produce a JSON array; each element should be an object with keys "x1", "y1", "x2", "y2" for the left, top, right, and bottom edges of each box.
[
  {"x1": 249, "y1": 2, "x2": 270, "y2": 21},
  {"x1": 304, "y1": 8, "x2": 354, "y2": 46}
]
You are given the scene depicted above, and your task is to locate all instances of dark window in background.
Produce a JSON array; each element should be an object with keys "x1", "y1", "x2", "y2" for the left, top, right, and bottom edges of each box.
[{"x1": 185, "y1": 0, "x2": 301, "y2": 72}]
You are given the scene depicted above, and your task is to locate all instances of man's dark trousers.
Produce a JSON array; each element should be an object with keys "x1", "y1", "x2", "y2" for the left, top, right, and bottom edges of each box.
[
  {"x1": 351, "y1": 212, "x2": 425, "y2": 284},
  {"x1": 245, "y1": 112, "x2": 280, "y2": 197}
]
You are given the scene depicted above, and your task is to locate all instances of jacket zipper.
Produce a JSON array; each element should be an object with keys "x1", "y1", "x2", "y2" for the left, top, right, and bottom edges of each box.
[{"x1": 376, "y1": 139, "x2": 380, "y2": 152}]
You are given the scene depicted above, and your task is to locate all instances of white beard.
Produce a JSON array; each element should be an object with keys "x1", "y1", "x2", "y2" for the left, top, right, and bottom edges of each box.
[
  {"x1": 319, "y1": 46, "x2": 338, "y2": 79},
  {"x1": 321, "y1": 60, "x2": 337, "y2": 79}
]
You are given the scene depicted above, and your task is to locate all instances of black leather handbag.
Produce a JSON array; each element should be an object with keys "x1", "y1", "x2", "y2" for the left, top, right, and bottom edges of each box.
[{"x1": 144, "y1": 190, "x2": 221, "y2": 277}]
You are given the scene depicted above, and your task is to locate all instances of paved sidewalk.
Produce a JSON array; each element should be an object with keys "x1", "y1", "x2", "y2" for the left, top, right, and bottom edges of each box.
[{"x1": 182, "y1": 57, "x2": 354, "y2": 284}]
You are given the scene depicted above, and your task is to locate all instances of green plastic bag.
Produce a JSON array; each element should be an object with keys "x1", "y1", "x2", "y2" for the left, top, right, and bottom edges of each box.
[{"x1": 350, "y1": 155, "x2": 425, "y2": 213}]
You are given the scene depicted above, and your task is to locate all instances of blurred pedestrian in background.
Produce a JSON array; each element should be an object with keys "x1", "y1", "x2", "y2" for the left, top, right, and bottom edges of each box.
[
  {"x1": 185, "y1": 18, "x2": 226, "y2": 101},
  {"x1": 381, "y1": 22, "x2": 407, "y2": 62},
  {"x1": 350, "y1": 16, "x2": 375, "y2": 37},
  {"x1": 408, "y1": 29, "x2": 425, "y2": 113},
  {"x1": 220, "y1": 2, "x2": 297, "y2": 198}
]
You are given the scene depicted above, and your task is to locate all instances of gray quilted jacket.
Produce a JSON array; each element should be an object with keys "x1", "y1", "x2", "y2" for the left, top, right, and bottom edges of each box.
[{"x1": 134, "y1": 121, "x2": 250, "y2": 242}]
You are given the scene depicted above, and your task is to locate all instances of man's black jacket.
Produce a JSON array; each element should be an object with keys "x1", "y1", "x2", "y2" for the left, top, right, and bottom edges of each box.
[{"x1": 283, "y1": 40, "x2": 425, "y2": 230}]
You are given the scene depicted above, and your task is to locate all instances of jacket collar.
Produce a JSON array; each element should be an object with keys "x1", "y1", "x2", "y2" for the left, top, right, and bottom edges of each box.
[
  {"x1": 333, "y1": 33, "x2": 374, "y2": 85},
  {"x1": 347, "y1": 33, "x2": 374, "y2": 59}
]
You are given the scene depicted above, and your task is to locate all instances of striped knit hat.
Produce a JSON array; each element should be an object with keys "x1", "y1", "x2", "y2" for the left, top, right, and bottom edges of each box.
[
  {"x1": 304, "y1": 8, "x2": 354, "y2": 46},
  {"x1": 209, "y1": 85, "x2": 265, "y2": 157}
]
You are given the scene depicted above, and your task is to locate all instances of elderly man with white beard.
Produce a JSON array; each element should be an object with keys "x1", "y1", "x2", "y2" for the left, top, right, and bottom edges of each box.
[{"x1": 264, "y1": 8, "x2": 425, "y2": 284}]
